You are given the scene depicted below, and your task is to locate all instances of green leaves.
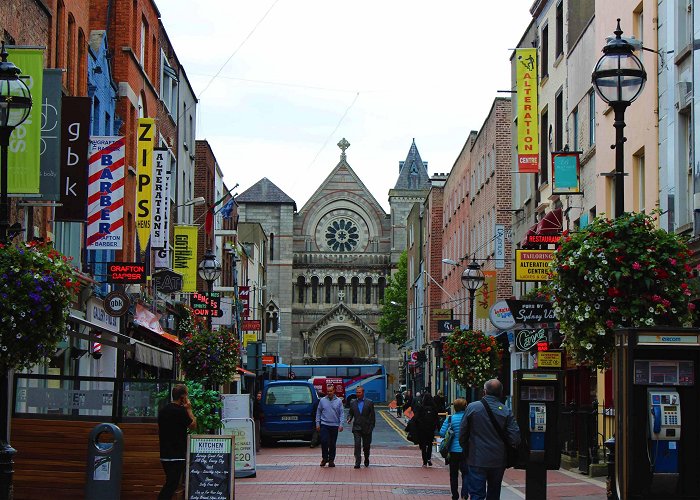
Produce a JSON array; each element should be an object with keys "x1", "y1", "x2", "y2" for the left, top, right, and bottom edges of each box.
[
  {"x1": 378, "y1": 251, "x2": 408, "y2": 345},
  {"x1": 180, "y1": 323, "x2": 241, "y2": 387},
  {"x1": 443, "y1": 328, "x2": 501, "y2": 390}
]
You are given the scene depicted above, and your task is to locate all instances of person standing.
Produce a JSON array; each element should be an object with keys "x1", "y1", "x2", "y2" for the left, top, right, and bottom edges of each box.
[
  {"x1": 434, "y1": 390, "x2": 446, "y2": 413},
  {"x1": 458, "y1": 379, "x2": 521, "y2": 500},
  {"x1": 439, "y1": 398, "x2": 469, "y2": 500},
  {"x1": 158, "y1": 384, "x2": 197, "y2": 500},
  {"x1": 402, "y1": 389, "x2": 413, "y2": 415},
  {"x1": 252, "y1": 390, "x2": 263, "y2": 452},
  {"x1": 395, "y1": 390, "x2": 404, "y2": 418},
  {"x1": 346, "y1": 386, "x2": 376, "y2": 468},
  {"x1": 413, "y1": 392, "x2": 438, "y2": 466},
  {"x1": 316, "y1": 384, "x2": 344, "y2": 467}
]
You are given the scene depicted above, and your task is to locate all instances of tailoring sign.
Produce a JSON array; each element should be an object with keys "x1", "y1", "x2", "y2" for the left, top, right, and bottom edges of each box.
[
  {"x1": 136, "y1": 118, "x2": 154, "y2": 251},
  {"x1": 516, "y1": 48, "x2": 539, "y2": 173},
  {"x1": 515, "y1": 250, "x2": 555, "y2": 282},
  {"x1": 86, "y1": 136, "x2": 125, "y2": 249}
]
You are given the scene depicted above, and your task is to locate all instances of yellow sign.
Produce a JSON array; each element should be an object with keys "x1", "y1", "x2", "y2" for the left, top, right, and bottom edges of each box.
[
  {"x1": 537, "y1": 351, "x2": 562, "y2": 368},
  {"x1": 173, "y1": 225, "x2": 198, "y2": 292},
  {"x1": 515, "y1": 249, "x2": 555, "y2": 282},
  {"x1": 136, "y1": 118, "x2": 155, "y2": 251},
  {"x1": 431, "y1": 309, "x2": 452, "y2": 320},
  {"x1": 516, "y1": 48, "x2": 539, "y2": 173},
  {"x1": 243, "y1": 332, "x2": 257, "y2": 347},
  {"x1": 476, "y1": 271, "x2": 497, "y2": 319}
]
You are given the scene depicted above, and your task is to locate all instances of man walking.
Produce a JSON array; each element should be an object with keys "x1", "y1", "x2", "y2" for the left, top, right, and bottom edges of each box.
[
  {"x1": 459, "y1": 379, "x2": 520, "y2": 500},
  {"x1": 316, "y1": 384, "x2": 344, "y2": 467},
  {"x1": 158, "y1": 384, "x2": 197, "y2": 500},
  {"x1": 347, "y1": 386, "x2": 376, "y2": 468}
]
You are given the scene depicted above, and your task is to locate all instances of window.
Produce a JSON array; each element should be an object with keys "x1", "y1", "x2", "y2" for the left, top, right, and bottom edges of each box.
[
  {"x1": 161, "y1": 52, "x2": 178, "y2": 114},
  {"x1": 634, "y1": 149, "x2": 645, "y2": 212},
  {"x1": 269, "y1": 233, "x2": 274, "y2": 261},
  {"x1": 351, "y1": 277, "x2": 359, "y2": 304},
  {"x1": 92, "y1": 96, "x2": 101, "y2": 135},
  {"x1": 589, "y1": 91, "x2": 595, "y2": 146},
  {"x1": 378, "y1": 277, "x2": 386, "y2": 303},
  {"x1": 541, "y1": 24, "x2": 549, "y2": 79},
  {"x1": 365, "y1": 277, "x2": 372, "y2": 304},
  {"x1": 555, "y1": 90, "x2": 563, "y2": 151},
  {"x1": 556, "y1": 1, "x2": 564, "y2": 58},
  {"x1": 540, "y1": 110, "x2": 549, "y2": 183},
  {"x1": 634, "y1": 4, "x2": 644, "y2": 64},
  {"x1": 66, "y1": 15, "x2": 75, "y2": 92},
  {"x1": 338, "y1": 277, "x2": 346, "y2": 300},
  {"x1": 140, "y1": 19, "x2": 147, "y2": 65},
  {"x1": 311, "y1": 276, "x2": 319, "y2": 304},
  {"x1": 572, "y1": 107, "x2": 579, "y2": 151},
  {"x1": 324, "y1": 276, "x2": 332, "y2": 303},
  {"x1": 265, "y1": 385, "x2": 312, "y2": 405},
  {"x1": 297, "y1": 276, "x2": 305, "y2": 303}
]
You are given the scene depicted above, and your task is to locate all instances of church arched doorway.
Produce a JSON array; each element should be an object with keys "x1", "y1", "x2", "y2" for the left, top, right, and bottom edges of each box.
[{"x1": 312, "y1": 328, "x2": 369, "y2": 364}]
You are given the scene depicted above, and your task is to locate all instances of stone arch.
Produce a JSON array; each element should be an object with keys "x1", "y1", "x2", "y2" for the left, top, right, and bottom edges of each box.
[{"x1": 312, "y1": 326, "x2": 370, "y2": 360}]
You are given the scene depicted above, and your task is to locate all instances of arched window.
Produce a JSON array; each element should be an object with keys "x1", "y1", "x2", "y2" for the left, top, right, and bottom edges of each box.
[
  {"x1": 324, "y1": 276, "x2": 332, "y2": 303},
  {"x1": 297, "y1": 276, "x2": 306, "y2": 303},
  {"x1": 351, "y1": 277, "x2": 359, "y2": 304},
  {"x1": 311, "y1": 276, "x2": 319, "y2": 303},
  {"x1": 365, "y1": 277, "x2": 372, "y2": 304},
  {"x1": 378, "y1": 277, "x2": 386, "y2": 303},
  {"x1": 270, "y1": 233, "x2": 275, "y2": 261}
]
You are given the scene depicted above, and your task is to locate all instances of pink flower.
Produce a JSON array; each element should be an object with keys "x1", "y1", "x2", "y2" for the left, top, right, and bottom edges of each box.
[
  {"x1": 662, "y1": 299, "x2": 671, "y2": 307},
  {"x1": 609, "y1": 306, "x2": 619, "y2": 313},
  {"x1": 689, "y1": 303, "x2": 696, "y2": 311},
  {"x1": 651, "y1": 294, "x2": 661, "y2": 302},
  {"x1": 632, "y1": 262, "x2": 641, "y2": 270},
  {"x1": 605, "y1": 320, "x2": 614, "y2": 328},
  {"x1": 669, "y1": 258, "x2": 677, "y2": 266}
]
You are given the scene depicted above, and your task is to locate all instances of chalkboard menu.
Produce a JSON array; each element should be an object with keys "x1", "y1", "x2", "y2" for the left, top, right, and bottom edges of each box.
[{"x1": 186, "y1": 435, "x2": 235, "y2": 500}]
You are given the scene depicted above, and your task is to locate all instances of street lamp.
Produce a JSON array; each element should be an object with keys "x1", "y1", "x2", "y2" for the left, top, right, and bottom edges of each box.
[
  {"x1": 198, "y1": 249, "x2": 222, "y2": 330},
  {"x1": 177, "y1": 196, "x2": 206, "y2": 207},
  {"x1": 0, "y1": 42, "x2": 32, "y2": 500},
  {"x1": 591, "y1": 19, "x2": 646, "y2": 218},
  {"x1": 460, "y1": 259, "x2": 484, "y2": 329}
]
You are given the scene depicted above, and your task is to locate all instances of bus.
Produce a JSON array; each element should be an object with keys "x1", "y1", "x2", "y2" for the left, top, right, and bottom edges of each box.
[{"x1": 263, "y1": 364, "x2": 387, "y2": 403}]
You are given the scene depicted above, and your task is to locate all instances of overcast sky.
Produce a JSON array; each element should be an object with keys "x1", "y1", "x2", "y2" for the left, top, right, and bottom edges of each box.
[{"x1": 159, "y1": 1, "x2": 534, "y2": 211}]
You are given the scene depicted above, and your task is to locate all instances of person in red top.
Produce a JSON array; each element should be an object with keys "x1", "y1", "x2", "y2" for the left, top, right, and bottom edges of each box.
[{"x1": 158, "y1": 384, "x2": 197, "y2": 500}]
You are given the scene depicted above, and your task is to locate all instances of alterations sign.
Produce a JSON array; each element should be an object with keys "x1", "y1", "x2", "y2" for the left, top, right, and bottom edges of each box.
[
  {"x1": 516, "y1": 48, "x2": 539, "y2": 173},
  {"x1": 515, "y1": 249, "x2": 555, "y2": 281}
]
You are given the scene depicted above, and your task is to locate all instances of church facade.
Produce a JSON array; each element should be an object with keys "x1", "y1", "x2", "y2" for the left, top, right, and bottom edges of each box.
[{"x1": 235, "y1": 139, "x2": 432, "y2": 394}]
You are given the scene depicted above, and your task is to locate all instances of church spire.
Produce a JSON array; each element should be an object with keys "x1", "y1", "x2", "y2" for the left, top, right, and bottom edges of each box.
[{"x1": 393, "y1": 138, "x2": 431, "y2": 190}]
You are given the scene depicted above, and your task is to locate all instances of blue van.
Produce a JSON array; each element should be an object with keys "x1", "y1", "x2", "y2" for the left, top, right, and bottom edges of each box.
[{"x1": 260, "y1": 381, "x2": 320, "y2": 444}]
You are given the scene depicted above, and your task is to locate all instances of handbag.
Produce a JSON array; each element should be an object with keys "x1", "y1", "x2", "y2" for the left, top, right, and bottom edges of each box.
[
  {"x1": 438, "y1": 415, "x2": 453, "y2": 459},
  {"x1": 481, "y1": 399, "x2": 519, "y2": 468},
  {"x1": 405, "y1": 417, "x2": 419, "y2": 444}
]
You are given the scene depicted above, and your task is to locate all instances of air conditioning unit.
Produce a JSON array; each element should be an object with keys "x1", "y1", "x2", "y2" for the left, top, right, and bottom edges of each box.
[{"x1": 675, "y1": 81, "x2": 692, "y2": 110}]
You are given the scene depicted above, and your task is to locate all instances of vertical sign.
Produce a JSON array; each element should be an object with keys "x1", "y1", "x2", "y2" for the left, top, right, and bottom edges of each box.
[
  {"x1": 86, "y1": 137, "x2": 125, "y2": 250},
  {"x1": 154, "y1": 155, "x2": 171, "y2": 269},
  {"x1": 136, "y1": 118, "x2": 154, "y2": 252},
  {"x1": 238, "y1": 286, "x2": 250, "y2": 318},
  {"x1": 40, "y1": 69, "x2": 62, "y2": 200},
  {"x1": 552, "y1": 152, "x2": 582, "y2": 194},
  {"x1": 516, "y1": 48, "x2": 539, "y2": 173},
  {"x1": 151, "y1": 148, "x2": 170, "y2": 248},
  {"x1": 494, "y1": 224, "x2": 505, "y2": 270},
  {"x1": 55, "y1": 96, "x2": 91, "y2": 221},
  {"x1": 173, "y1": 225, "x2": 198, "y2": 292},
  {"x1": 476, "y1": 270, "x2": 497, "y2": 320},
  {"x1": 6, "y1": 47, "x2": 43, "y2": 194}
]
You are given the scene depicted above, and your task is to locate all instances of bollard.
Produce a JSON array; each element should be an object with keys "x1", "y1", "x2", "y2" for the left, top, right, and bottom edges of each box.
[
  {"x1": 604, "y1": 436, "x2": 616, "y2": 500},
  {"x1": 84, "y1": 423, "x2": 123, "y2": 500}
]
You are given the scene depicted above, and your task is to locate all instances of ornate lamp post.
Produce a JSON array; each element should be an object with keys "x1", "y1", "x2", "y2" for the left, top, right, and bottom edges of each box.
[
  {"x1": 198, "y1": 250, "x2": 222, "y2": 330},
  {"x1": 591, "y1": 19, "x2": 646, "y2": 218},
  {"x1": 0, "y1": 41, "x2": 33, "y2": 500},
  {"x1": 460, "y1": 259, "x2": 484, "y2": 329}
]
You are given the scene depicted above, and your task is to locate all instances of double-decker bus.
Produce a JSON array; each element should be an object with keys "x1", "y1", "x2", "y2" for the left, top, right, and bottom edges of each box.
[{"x1": 263, "y1": 364, "x2": 387, "y2": 403}]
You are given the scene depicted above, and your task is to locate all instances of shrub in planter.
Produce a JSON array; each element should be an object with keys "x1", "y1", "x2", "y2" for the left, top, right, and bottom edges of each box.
[{"x1": 443, "y1": 328, "x2": 502, "y2": 390}]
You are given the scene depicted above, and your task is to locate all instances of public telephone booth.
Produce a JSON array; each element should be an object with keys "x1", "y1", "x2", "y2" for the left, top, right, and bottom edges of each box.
[{"x1": 614, "y1": 327, "x2": 700, "y2": 499}]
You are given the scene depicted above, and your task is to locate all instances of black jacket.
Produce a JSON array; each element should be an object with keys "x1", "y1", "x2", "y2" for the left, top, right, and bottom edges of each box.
[{"x1": 347, "y1": 397, "x2": 376, "y2": 434}]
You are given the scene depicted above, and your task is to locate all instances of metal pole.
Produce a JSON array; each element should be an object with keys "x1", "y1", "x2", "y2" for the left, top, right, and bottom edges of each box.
[
  {"x1": 207, "y1": 280, "x2": 213, "y2": 330},
  {"x1": 0, "y1": 127, "x2": 10, "y2": 243},
  {"x1": 613, "y1": 104, "x2": 628, "y2": 219},
  {"x1": 468, "y1": 288, "x2": 476, "y2": 329}
]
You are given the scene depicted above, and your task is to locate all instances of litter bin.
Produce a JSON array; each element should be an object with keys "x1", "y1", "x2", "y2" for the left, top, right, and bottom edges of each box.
[{"x1": 84, "y1": 423, "x2": 123, "y2": 500}]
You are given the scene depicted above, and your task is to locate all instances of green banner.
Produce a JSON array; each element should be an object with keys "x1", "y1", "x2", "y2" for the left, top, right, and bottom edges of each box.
[{"x1": 6, "y1": 48, "x2": 44, "y2": 194}]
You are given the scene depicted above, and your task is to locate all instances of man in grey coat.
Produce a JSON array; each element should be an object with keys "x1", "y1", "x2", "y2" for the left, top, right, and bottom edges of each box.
[{"x1": 459, "y1": 379, "x2": 520, "y2": 500}]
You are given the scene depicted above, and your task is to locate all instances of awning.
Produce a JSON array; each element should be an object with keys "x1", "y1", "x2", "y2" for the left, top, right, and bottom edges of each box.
[
  {"x1": 133, "y1": 339, "x2": 174, "y2": 370},
  {"x1": 67, "y1": 314, "x2": 134, "y2": 353},
  {"x1": 236, "y1": 367, "x2": 255, "y2": 377},
  {"x1": 520, "y1": 224, "x2": 538, "y2": 248},
  {"x1": 536, "y1": 208, "x2": 563, "y2": 234}
]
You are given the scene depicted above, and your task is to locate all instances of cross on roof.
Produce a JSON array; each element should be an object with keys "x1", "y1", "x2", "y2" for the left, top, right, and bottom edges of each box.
[{"x1": 338, "y1": 138, "x2": 350, "y2": 159}]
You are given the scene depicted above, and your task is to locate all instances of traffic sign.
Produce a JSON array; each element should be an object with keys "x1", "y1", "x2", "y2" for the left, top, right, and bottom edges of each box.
[{"x1": 104, "y1": 290, "x2": 130, "y2": 317}]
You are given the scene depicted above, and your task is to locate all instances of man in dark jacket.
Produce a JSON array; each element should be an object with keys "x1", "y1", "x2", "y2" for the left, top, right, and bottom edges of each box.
[
  {"x1": 346, "y1": 386, "x2": 376, "y2": 468},
  {"x1": 459, "y1": 379, "x2": 520, "y2": 500},
  {"x1": 395, "y1": 390, "x2": 404, "y2": 418}
]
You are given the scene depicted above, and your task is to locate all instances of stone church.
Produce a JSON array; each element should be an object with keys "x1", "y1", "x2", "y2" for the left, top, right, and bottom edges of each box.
[{"x1": 235, "y1": 139, "x2": 431, "y2": 390}]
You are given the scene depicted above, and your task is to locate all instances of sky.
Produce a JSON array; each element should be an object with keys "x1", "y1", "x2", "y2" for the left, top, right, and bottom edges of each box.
[{"x1": 159, "y1": 1, "x2": 534, "y2": 212}]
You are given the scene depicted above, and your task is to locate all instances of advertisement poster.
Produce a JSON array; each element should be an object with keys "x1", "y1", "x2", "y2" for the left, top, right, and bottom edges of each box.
[
  {"x1": 136, "y1": 118, "x2": 154, "y2": 252},
  {"x1": 221, "y1": 418, "x2": 257, "y2": 478}
]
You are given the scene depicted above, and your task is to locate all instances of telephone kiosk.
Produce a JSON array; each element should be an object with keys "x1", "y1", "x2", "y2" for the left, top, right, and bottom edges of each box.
[
  {"x1": 529, "y1": 403, "x2": 547, "y2": 451},
  {"x1": 647, "y1": 389, "x2": 681, "y2": 477}
]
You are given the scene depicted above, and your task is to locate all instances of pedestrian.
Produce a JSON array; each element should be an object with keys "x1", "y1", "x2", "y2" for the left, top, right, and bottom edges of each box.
[
  {"x1": 413, "y1": 392, "x2": 438, "y2": 466},
  {"x1": 157, "y1": 384, "x2": 197, "y2": 500},
  {"x1": 403, "y1": 389, "x2": 413, "y2": 414},
  {"x1": 434, "y1": 389, "x2": 446, "y2": 413},
  {"x1": 395, "y1": 390, "x2": 404, "y2": 418},
  {"x1": 346, "y1": 386, "x2": 376, "y2": 468},
  {"x1": 316, "y1": 383, "x2": 344, "y2": 467},
  {"x1": 439, "y1": 398, "x2": 469, "y2": 500},
  {"x1": 458, "y1": 379, "x2": 521, "y2": 500},
  {"x1": 252, "y1": 390, "x2": 263, "y2": 452}
]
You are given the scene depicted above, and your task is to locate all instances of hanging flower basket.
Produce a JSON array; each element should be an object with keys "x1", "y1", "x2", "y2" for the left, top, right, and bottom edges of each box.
[
  {"x1": 0, "y1": 241, "x2": 79, "y2": 371},
  {"x1": 551, "y1": 212, "x2": 697, "y2": 369},
  {"x1": 443, "y1": 328, "x2": 502, "y2": 390},
  {"x1": 180, "y1": 325, "x2": 241, "y2": 386}
]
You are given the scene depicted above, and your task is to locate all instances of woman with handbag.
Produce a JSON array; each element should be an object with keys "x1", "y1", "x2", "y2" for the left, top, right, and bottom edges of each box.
[{"x1": 439, "y1": 398, "x2": 469, "y2": 500}]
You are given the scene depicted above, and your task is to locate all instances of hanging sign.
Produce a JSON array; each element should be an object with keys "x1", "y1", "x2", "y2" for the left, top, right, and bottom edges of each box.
[
  {"x1": 173, "y1": 225, "x2": 198, "y2": 292},
  {"x1": 552, "y1": 151, "x2": 582, "y2": 194},
  {"x1": 185, "y1": 435, "x2": 235, "y2": 500},
  {"x1": 86, "y1": 136, "x2": 125, "y2": 249},
  {"x1": 506, "y1": 300, "x2": 558, "y2": 324},
  {"x1": 56, "y1": 96, "x2": 91, "y2": 221},
  {"x1": 489, "y1": 300, "x2": 516, "y2": 330},
  {"x1": 191, "y1": 291, "x2": 223, "y2": 317},
  {"x1": 135, "y1": 118, "x2": 154, "y2": 252},
  {"x1": 516, "y1": 48, "x2": 539, "y2": 173},
  {"x1": 515, "y1": 249, "x2": 555, "y2": 282},
  {"x1": 107, "y1": 262, "x2": 146, "y2": 284},
  {"x1": 514, "y1": 328, "x2": 548, "y2": 352},
  {"x1": 150, "y1": 148, "x2": 171, "y2": 248}
]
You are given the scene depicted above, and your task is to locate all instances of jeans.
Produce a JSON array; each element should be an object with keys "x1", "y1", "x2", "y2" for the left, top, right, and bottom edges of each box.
[
  {"x1": 467, "y1": 465, "x2": 505, "y2": 500},
  {"x1": 353, "y1": 431, "x2": 372, "y2": 465},
  {"x1": 319, "y1": 424, "x2": 339, "y2": 462},
  {"x1": 158, "y1": 460, "x2": 185, "y2": 500},
  {"x1": 448, "y1": 451, "x2": 468, "y2": 499}
]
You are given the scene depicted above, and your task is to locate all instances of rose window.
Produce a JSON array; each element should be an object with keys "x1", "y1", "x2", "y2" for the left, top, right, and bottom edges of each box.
[{"x1": 325, "y1": 219, "x2": 359, "y2": 252}]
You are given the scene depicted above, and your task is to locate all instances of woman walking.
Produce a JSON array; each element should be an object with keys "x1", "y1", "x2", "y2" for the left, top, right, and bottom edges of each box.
[
  {"x1": 413, "y1": 392, "x2": 439, "y2": 466},
  {"x1": 439, "y1": 398, "x2": 469, "y2": 500}
]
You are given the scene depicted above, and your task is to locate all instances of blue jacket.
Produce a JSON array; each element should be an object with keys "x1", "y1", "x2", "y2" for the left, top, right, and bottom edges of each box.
[{"x1": 439, "y1": 410, "x2": 465, "y2": 453}]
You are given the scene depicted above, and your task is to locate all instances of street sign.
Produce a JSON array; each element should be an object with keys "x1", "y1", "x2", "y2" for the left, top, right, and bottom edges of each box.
[
  {"x1": 103, "y1": 290, "x2": 130, "y2": 317},
  {"x1": 437, "y1": 319, "x2": 460, "y2": 333},
  {"x1": 152, "y1": 269, "x2": 183, "y2": 293}
]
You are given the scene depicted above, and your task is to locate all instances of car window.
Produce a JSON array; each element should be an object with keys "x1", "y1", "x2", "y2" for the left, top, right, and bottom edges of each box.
[{"x1": 265, "y1": 385, "x2": 312, "y2": 405}]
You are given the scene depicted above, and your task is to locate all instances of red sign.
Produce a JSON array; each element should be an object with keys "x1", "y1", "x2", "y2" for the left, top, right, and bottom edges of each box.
[
  {"x1": 311, "y1": 377, "x2": 345, "y2": 399},
  {"x1": 238, "y1": 286, "x2": 250, "y2": 318},
  {"x1": 242, "y1": 319, "x2": 261, "y2": 331},
  {"x1": 262, "y1": 355, "x2": 276, "y2": 365},
  {"x1": 107, "y1": 262, "x2": 146, "y2": 283},
  {"x1": 537, "y1": 341, "x2": 549, "y2": 351},
  {"x1": 527, "y1": 234, "x2": 561, "y2": 244}
]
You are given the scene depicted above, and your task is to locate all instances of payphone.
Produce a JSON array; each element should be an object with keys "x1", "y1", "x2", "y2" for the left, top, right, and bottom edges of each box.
[
  {"x1": 529, "y1": 403, "x2": 546, "y2": 451},
  {"x1": 647, "y1": 389, "x2": 680, "y2": 476}
]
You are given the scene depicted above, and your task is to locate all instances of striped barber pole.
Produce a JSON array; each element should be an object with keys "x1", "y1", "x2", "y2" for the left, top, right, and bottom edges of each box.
[{"x1": 92, "y1": 332, "x2": 102, "y2": 356}]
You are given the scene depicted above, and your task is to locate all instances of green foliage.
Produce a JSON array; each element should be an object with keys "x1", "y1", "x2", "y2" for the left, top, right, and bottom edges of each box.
[
  {"x1": 157, "y1": 380, "x2": 223, "y2": 434},
  {"x1": 180, "y1": 325, "x2": 241, "y2": 387},
  {"x1": 0, "y1": 241, "x2": 79, "y2": 371},
  {"x1": 443, "y1": 328, "x2": 502, "y2": 389},
  {"x1": 378, "y1": 251, "x2": 408, "y2": 345},
  {"x1": 551, "y1": 212, "x2": 697, "y2": 369}
]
